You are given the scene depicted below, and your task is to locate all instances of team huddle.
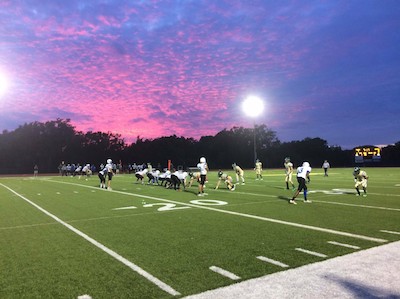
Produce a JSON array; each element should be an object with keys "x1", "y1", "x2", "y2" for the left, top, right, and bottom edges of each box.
[{"x1": 95, "y1": 157, "x2": 369, "y2": 203}]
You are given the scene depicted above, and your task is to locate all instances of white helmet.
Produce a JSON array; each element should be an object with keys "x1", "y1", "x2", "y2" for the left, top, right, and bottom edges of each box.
[
  {"x1": 107, "y1": 159, "x2": 112, "y2": 164},
  {"x1": 302, "y1": 162, "x2": 310, "y2": 167},
  {"x1": 200, "y1": 157, "x2": 206, "y2": 163}
]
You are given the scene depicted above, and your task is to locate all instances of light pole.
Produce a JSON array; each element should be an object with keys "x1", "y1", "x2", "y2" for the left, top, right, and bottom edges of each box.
[{"x1": 242, "y1": 96, "x2": 264, "y2": 164}]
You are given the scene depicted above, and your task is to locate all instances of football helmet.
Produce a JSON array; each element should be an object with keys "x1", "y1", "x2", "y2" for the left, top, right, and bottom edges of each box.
[
  {"x1": 107, "y1": 159, "x2": 112, "y2": 164},
  {"x1": 302, "y1": 162, "x2": 310, "y2": 168},
  {"x1": 200, "y1": 157, "x2": 206, "y2": 163}
]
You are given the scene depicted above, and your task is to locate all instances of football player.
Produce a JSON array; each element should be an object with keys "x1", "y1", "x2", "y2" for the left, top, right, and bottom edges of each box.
[
  {"x1": 284, "y1": 157, "x2": 295, "y2": 190},
  {"x1": 105, "y1": 159, "x2": 114, "y2": 190},
  {"x1": 197, "y1": 157, "x2": 209, "y2": 196},
  {"x1": 187, "y1": 171, "x2": 201, "y2": 188},
  {"x1": 98, "y1": 165, "x2": 108, "y2": 188},
  {"x1": 289, "y1": 161, "x2": 312, "y2": 204},
  {"x1": 135, "y1": 168, "x2": 149, "y2": 184},
  {"x1": 353, "y1": 167, "x2": 368, "y2": 197},
  {"x1": 254, "y1": 159, "x2": 263, "y2": 180},
  {"x1": 232, "y1": 163, "x2": 245, "y2": 185},
  {"x1": 215, "y1": 170, "x2": 235, "y2": 191}
]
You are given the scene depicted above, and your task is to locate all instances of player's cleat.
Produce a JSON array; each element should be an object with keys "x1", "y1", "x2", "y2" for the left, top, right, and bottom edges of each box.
[
  {"x1": 231, "y1": 185, "x2": 235, "y2": 191},
  {"x1": 203, "y1": 192, "x2": 208, "y2": 196},
  {"x1": 303, "y1": 200, "x2": 312, "y2": 203},
  {"x1": 363, "y1": 194, "x2": 367, "y2": 197},
  {"x1": 241, "y1": 183, "x2": 245, "y2": 185},
  {"x1": 289, "y1": 200, "x2": 297, "y2": 205}
]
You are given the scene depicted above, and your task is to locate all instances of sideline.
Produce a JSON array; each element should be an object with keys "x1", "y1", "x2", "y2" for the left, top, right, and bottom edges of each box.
[
  {"x1": 44, "y1": 178, "x2": 387, "y2": 243},
  {"x1": 183, "y1": 240, "x2": 400, "y2": 299},
  {"x1": 0, "y1": 182, "x2": 181, "y2": 297}
]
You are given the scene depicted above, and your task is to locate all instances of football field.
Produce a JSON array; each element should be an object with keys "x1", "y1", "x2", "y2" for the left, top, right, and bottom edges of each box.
[{"x1": 0, "y1": 167, "x2": 399, "y2": 298}]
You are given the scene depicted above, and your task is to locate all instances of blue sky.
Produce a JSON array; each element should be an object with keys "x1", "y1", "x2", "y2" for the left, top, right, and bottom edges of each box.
[{"x1": 0, "y1": 0, "x2": 399, "y2": 149}]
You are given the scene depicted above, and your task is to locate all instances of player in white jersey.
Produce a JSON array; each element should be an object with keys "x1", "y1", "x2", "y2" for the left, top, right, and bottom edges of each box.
[
  {"x1": 322, "y1": 160, "x2": 330, "y2": 177},
  {"x1": 353, "y1": 167, "x2": 368, "y2": 197},
  {"x1": 105, "y1": 159, "x2": 114, "y2": 190},
  {"x1": 135, "y1": 168, "x2": 149, "y2": 184},
  {"x1": 254, "y1": 159, "x2": 263, "y2": 180},
  {"x1": 232, "y1": 163, "x2": 245, "y2": 185},
  {"x1": 215, "y1": 170, "x2": 235, "y2": 191},
  {"x1": 284, "y1": 157, "x2": 295, "y2": 190},
  {"x1": 147, "y1": 169, "x2": 160, "y2": 185},
  {"x1": 158, "y1": 169, "x2": 171, "y2": 187},
  {"x1": 289, "y1": 161, "x2": 312, "y2": 204},
  {"x1": 98, "y1": 166, "x2": 108, "y2": 188},
  {"x1": 197, "y1": 157, "x2": 209, "y2": 196},
  {"x1": 80, "y1": 164, "x2": 92, "y2": 180}
]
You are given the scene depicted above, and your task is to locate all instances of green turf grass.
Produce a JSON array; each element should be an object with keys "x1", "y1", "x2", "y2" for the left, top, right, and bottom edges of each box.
[{"x1": 0, "y1": 167, "x2": 399, "y2": 298}]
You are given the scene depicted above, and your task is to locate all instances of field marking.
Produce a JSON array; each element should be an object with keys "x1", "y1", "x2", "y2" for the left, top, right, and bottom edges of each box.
[
  {"x1": 312, "y1": 200, "x2": 400, "y2": 212},
  {"x1": 295, "y1": 248, "x2": 327, "y2": 258},
  {"x1": 0, "y1": 183, "x2": 181, "y2": 297},
  {"x1": 112, "y1": 206, "x2": 137, "y2": 210},
  {"x1": 209, "y1": 266, "x2": 241, "y2": 280},
  {"x1": 380, "y1": 230, "x2": 400, "y2": 235},
  {"x1": 327, "y1": 241, "x2": 360, "y2": 249},
  {"x1": 256, "y1": 256, "x2": 289, "y2": 268},
  {"x1": 44, "y1": 179, "x2": 388, "y2": 243}
]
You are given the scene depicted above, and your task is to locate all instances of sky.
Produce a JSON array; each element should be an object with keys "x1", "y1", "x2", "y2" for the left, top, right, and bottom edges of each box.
[{"x1": 0, "y1": 0, "x2": 399, "y2": 149}]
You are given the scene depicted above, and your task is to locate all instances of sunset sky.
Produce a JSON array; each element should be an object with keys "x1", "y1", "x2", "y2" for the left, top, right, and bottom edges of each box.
[{"x1": 0, "y1": 0, "x2": 399, "y2": 149}]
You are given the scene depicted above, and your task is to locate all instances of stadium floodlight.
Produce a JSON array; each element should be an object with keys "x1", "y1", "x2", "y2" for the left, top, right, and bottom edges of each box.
[{"x1": 242, "y1": 96, "x2": 264, "y2": 163}]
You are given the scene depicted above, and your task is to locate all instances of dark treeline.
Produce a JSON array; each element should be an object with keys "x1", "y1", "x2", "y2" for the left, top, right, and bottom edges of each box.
[{"x1": 0, "y1": 119, "x2": 399, "y2": 174}]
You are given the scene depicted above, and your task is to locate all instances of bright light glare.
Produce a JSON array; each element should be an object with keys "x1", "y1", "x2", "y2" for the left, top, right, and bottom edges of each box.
[
  {"x1": 0, "y1": 71, "x2": 10, "y2": 97},
  {"x1": 242, "y1": 96, "x2": 264, "y2": 118}
]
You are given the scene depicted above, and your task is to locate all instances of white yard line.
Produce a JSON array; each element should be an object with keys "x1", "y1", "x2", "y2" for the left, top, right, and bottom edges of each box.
[
  {"x1": 0, "y1": 183, "x2": 181, "y2": 297},
  {"x1": 209, "y1": 266, "x2": 241, "y2": 280},
  {"x1": 380, "y1": 230, "x2": 400, "y2": 235},
  {"x1": 43, "y1": 179, "x2": 388, "y2": 243},
  {"x1": 295, "y1": 248, "x2": 328, "y2": 258},
  {"x1": 327, "y1": 241, "x2": 360, "y2": 249},
  {"x1": 312, "y1": 200, "x2": 400, "y2": 211},
  {"x1": 256, "y1": 256, "x2": 289, "y2": 268}
]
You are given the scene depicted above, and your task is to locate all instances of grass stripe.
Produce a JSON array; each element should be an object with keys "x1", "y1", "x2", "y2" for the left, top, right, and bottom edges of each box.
[
  {"x1": 45, "y1": 179, "x2": 389, "y2": 243},
  {"x1": 209, "y1": 266, "x2": 241, "y2": 280},
  {"x1": 0, "y1": 182, "x2": 181, "y2": 297},
  {"x1": 256, "y1": 256, "x2": 289, "y2": 268},
  {"x1": 295, "y1": 248, "x2": 327, "y2": 258}
]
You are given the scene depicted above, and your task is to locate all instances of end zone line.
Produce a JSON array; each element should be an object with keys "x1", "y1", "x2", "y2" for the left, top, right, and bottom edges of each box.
[
  {"x1": 44, "y1": 179, "x2": 388, "y2": 243},
  {"x1": 0, "y1": 183, "x2": 181, "y2": 297}
]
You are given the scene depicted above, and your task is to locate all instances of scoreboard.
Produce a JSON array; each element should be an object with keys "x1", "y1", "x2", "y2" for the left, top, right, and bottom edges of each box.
[{"x1": 354, "y1": 146, "x2": 381, "y2": 163}]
